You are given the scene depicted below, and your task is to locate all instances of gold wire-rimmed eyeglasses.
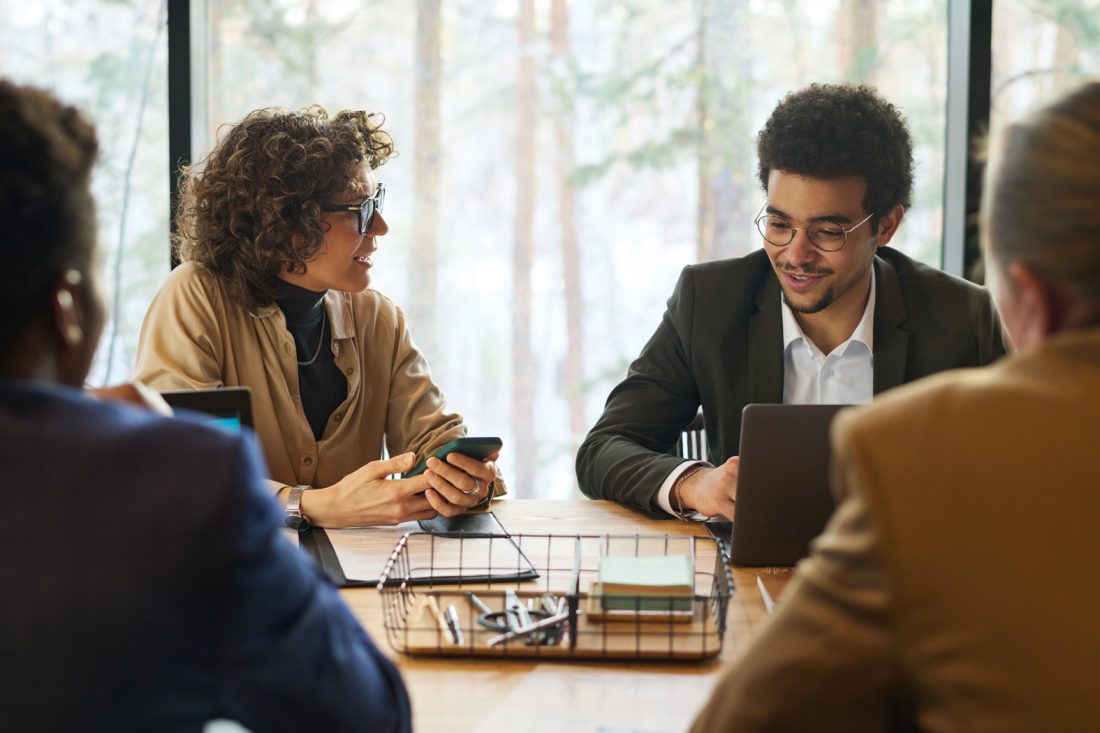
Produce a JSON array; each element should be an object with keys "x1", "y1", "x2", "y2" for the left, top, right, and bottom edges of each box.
[{"x1": 753, "y1": 202, "x2": 873, "y2": 252}]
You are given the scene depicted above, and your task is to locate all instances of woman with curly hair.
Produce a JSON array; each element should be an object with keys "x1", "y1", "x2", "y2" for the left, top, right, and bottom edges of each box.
[{"x1": 135, "y1": 106, "x2": 500, "y2": 529}]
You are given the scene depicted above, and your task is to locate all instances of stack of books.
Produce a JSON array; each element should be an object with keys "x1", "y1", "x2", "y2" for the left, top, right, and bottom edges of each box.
[{"x1": 597, "y1": 554, "x2": 695, "y2": 613}]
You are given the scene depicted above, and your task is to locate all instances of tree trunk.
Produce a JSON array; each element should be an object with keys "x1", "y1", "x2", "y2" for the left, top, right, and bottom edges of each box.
[
  {"x1": 304, "y1": 0, "x2": 320, "y2": 94},
  {"x1": 1050, "y1": 4, "x2": 1078, "y2": 95},
  {"x1": 695, "y1": 3, "x2": 713, "y2": 263},
  {"x1": 551, "y1": 0, "x2": 585, "y2": 469},
  {"x1": 512, "y1": 0, "x2": 537, "y2": 497},
  {"x1": 102, "y1": 0, "x2": 166, "y2": 383},
  {"x1": 696, "y1": 0, "x2": 749, "y2": 262},
  {"x1": 837, "y1": 0, "x2": 878, "y2": 84},
  {"x1": 208, "y1": 0, "x2": 223, "y2": 148},
  {"x1": 410, "y1": 0, "x2": 442, "y2": 357}
]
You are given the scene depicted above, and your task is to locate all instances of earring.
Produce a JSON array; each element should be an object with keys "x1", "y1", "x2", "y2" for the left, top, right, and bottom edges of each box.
[{"x1": 55, "y1": 286, "x2": 83, "y2": 346}]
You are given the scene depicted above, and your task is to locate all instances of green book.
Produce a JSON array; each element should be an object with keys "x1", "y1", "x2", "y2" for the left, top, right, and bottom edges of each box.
[
  {"x1": 598, "y1": 554, "x2": 695, "y2": 610},
  {"x1": 599, "y1": 588, "x2": 694, "y2": 612}
]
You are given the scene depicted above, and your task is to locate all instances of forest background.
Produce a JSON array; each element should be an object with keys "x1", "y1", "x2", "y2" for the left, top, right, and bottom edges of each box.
[{"x1": 2, "y1": 0, "x2": 1096, "y2": 497}]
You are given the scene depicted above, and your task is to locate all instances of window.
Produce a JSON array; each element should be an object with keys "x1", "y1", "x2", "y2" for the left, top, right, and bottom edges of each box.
[
  {"x1": 4, "y1": 2, "x2": 958, "y2": 499},
  {"x1": 991, "y1": 0, "x2": 1100, "y2": 125},
  {"x1": 0, "y1": 0, "x2": 170, "y2": 385},
  {"x1": 196, "y1": 0, "x2": 950, "y2": 498}
]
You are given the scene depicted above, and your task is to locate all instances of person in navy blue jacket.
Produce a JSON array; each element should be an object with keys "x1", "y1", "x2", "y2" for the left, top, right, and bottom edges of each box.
[{"x1": 0, "y1": 79, "x2": 411, "y2": 732}]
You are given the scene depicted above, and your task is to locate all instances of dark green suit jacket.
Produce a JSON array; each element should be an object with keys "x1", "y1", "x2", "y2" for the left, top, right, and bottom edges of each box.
[{"x1": 575, "y1": 247, "x2": 1006, "y2": 517}]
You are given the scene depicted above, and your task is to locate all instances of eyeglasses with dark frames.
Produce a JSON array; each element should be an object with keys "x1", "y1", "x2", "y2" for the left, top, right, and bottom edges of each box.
[
  {"x1": 753, "y1": 201, "x2": 873, "y2": 253},
  {"x1": 321, "y1": 181, "x2": 386, "y2": 236}
]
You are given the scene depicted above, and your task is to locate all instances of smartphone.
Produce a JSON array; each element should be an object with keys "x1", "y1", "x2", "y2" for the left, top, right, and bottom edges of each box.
[{"x1": 403, "y1": 436, "x2": 503, "y2": 478}]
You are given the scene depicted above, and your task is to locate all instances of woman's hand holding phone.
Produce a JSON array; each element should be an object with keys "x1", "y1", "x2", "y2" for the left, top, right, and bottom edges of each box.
[
  {"x1": 421, "y1": 449, "x2": 500, "y2": 515},
  {"x1": 297, "y1": 446, "x2": 500, "y2": 527},
  {"x1": 300, "y1": 453, "x2": 440, "y2": 527}
]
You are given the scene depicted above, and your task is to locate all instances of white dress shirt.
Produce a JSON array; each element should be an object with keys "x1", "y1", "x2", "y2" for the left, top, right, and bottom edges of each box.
[
  {"x1": 657, "y1": 271, "x2": 877, "y2": 518},
  {"x1": 781, "y1": 269, "x2": 876, "y2": 406}
]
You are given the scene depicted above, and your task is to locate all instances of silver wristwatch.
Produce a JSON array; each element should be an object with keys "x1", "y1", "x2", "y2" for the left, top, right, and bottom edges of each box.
[{"x1": 284, "y1": 484, "x2": 312, "y2": 532}]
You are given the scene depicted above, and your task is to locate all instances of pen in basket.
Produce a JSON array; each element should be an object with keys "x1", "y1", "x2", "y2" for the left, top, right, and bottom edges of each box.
[
  {"x1": 444, "y1": 604, "x2": 465, "y2": 646},
  {"x1": 424, "y1": 595, "x2": 455, "y2": 645}
]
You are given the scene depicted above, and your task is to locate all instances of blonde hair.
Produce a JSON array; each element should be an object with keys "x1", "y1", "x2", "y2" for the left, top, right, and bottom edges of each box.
[{"x1": 984, "y1": 81, "x2": 1100, "y2": 303}]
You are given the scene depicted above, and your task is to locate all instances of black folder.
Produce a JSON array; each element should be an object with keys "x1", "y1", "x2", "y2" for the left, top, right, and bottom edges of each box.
[{"x1": 300, "y1": 511, "x2": 538, "y2": 588}]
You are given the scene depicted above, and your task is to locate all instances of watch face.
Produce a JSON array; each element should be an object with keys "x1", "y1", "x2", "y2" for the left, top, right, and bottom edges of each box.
[{"x1": 285, "y1": 513, "x2": 310, "y2": 532}]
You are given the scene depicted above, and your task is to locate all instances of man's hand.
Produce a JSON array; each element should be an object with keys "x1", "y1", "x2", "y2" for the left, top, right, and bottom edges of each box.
[{"x1": 678, "y1": 457, "x2": 739, "y2": 520}]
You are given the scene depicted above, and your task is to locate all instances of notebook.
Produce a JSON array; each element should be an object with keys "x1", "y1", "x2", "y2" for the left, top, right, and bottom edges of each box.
[
  {"x1": 719, "y1": 403, "x2": 849, "y2": 567},
  {"x1": 598, "y1": 554, "x2": 694, "y2": 612},
  {"x1": 160, "y1": 386, "x2": 254, "y2": 432}
]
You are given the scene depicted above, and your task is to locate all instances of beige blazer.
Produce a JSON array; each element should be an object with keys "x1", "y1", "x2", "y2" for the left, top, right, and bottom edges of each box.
[
  {"x1": 691, "y1": 326, "x2": 1100, "y2": 732},
  {"x1": 135, "y1": 263, "x2": 477, "y2": 492}
]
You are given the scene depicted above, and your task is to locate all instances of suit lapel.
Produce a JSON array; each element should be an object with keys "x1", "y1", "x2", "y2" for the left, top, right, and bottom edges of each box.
[
  {"x1": 747, "y1": 273, "x2": 784, "y2": 403},
  {"x1": 872, "y1": 255, "x2": 910, "y2": 395}
]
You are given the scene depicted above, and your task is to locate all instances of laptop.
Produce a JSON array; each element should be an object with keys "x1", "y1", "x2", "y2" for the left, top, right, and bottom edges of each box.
[
  {"x1": 160, "y1": 387, "x2": 254, "y2": 433},
  {"x1": 712, "y1": 403, "x2": 849, "y2": 567}
]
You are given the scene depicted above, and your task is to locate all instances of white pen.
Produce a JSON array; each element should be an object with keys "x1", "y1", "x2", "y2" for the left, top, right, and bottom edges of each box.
[
  {"x1": 756, "y1": 575, "x2": 775, "y2": 614},
  {"x1": 425, "y1": 596, "x2": 455, "y2": 644}
]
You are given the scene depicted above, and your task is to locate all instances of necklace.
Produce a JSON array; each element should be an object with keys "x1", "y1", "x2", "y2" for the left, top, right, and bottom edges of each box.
[{"x1": 296, "y1": 307, "x2": 328, "y2": 367}]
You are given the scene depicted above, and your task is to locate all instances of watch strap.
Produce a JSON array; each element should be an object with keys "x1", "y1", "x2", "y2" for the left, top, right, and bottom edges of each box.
[{"x1": 284, "y1": 484, "x2": 312, "y2": 532}]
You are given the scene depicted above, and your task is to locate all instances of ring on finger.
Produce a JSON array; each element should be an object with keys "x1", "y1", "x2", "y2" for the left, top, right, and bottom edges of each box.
[{"x1": 462, "y1": 477, "x2": 481, "y2": 497}]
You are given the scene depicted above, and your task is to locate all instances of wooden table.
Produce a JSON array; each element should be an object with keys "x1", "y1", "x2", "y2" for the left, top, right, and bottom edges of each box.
[{"x1": 339, "y1": 500, "x2": 793, "y2": 733}]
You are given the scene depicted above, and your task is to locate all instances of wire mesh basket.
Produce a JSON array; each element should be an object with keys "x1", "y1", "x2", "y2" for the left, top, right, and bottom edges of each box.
[{"x1": 377, "y1": 532, "x2": 734, "y2": 661}]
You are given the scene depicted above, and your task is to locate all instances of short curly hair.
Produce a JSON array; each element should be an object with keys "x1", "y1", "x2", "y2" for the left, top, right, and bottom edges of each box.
[
  {"x1": 174, "y1": 106, "x2": 394, "y2": 308},
  {"x1": 0, "y1": 79, "x2": 98, "y2": 364},
  {"x1": 756, "y1": 84, "x2": 913, "y2": 226}
]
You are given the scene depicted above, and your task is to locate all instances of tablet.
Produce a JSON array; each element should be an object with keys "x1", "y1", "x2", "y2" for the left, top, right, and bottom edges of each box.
[{"x1": 160, "y1": 386, "x2": 254, "y2": 433}]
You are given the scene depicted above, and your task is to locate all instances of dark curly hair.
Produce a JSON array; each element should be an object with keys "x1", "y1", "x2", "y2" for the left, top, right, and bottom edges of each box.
[
  {"x1": 0, "y1": 79, "x2": 98, "y2": 365},
  {"x1": 174, "y1": 106, "x2": 395, "y2": 307},
  {"x1": 756, "y1": 84, "x2": 913, "y2": 228}
]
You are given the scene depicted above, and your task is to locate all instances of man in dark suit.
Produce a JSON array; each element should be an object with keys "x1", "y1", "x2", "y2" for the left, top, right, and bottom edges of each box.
[
  {"x1": 0, "y1": 80, "x2": 411, "y2": 731},
  {"x1": 577, "y1": 84, "x2": 1005, "y2": 520},
  {"x1": 690, "y1": 79, "x2": 1100, "y2": 733}
]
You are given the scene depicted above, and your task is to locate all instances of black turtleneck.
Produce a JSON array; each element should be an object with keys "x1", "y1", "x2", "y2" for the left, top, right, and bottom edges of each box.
[{"x1": 274, "y1": 280, "x2": 347, "y2": 441}]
